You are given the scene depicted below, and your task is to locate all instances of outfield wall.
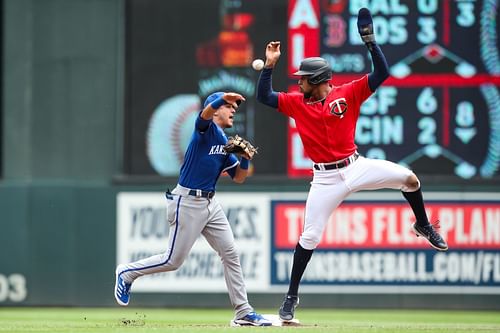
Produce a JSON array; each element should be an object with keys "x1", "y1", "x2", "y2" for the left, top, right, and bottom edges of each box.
[{"x1": 1, "y1": 184, "x2": 499, "y2": 310}]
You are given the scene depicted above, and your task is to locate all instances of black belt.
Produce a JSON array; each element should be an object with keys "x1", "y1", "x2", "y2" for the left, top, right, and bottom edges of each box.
[
  {"x1": 314, "y1": 153, "x2": 359, "y2": 170},
  {"x1": 188, "y1": 189, "x2": 215, "y2": 199}
]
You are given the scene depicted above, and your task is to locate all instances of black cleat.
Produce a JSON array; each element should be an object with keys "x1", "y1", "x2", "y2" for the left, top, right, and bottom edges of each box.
[
  {"x1": 279, "y1": 295, "x2": 299, "y2": 321},
  {"x1": 413, "y1": 222, "x2": 448, "y2": 251}
]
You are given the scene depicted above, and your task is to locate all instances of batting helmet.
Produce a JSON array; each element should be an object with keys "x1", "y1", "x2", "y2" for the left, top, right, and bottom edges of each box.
[{"x1": 293, "y1": 57, "x2": 332, "y2": 85}]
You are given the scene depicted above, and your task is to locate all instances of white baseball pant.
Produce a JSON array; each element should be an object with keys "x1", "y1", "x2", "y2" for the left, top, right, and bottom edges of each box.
[{"x1": 300, "y1": 155, "x2": 414, "y2": 250}]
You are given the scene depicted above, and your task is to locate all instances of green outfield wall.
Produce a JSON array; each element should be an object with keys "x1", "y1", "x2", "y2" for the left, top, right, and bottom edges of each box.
[
  {"x1": 1, "y1": 184, "x2": 500, "y2": 310},
  {"x1": 3, "y1": 0, "x2": 123, "y2": 181}
]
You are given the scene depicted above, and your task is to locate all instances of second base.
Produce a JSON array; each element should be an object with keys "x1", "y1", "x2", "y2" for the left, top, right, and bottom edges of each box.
[{"x1": 263, "y1": 314, "x2": 301, "y2": 327}]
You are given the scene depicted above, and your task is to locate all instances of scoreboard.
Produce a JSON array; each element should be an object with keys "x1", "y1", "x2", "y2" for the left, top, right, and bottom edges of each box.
[
  {"x1": 124, "y1": 0, "x2": 500, "y2": 183},
  {"x1": 287, "y1": 0, "x2": 500, "y2": 180}
]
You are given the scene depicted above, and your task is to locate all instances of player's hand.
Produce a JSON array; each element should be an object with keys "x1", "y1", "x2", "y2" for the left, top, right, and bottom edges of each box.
[
  {"x1": 264, "y1": 41, "x2": 281, "y2": 68},
  {"x1": 357, "y1": 8, "x2": 375, "y2": 45},
  {"x1": 223, "y1": 92, "x2": 245, "y2": 108}
]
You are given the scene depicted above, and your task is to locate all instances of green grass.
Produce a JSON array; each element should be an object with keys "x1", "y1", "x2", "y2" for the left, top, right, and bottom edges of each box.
[{"x1": 0, "y1": 308, "x2": 499, "y2": 333}]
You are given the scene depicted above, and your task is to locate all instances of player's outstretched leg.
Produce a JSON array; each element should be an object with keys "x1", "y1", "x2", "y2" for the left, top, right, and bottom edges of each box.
[
  {"x1": 412, "y1": 221, "x2": 448, "y2": 251},
  {"x1": 279, "y1": 295, "x2": 299, "y2": 321},
  {"x1": 233, "y1": 311, "x2": 272, "y2": 326},
  {"x1": 402, "y1": 184, "x2": 448, "y2": 251},
  {"x1": 114, "y1": 264, "x2": 133, "y2": 306}
]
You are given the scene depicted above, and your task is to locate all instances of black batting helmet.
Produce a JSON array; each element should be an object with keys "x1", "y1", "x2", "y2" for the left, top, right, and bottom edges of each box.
[{"x1": 293, "y1": 57, "x2": 332, "y2": 85}]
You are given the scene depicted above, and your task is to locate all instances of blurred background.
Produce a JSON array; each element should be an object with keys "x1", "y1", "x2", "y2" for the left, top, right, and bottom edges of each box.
[{"x1": 1, "y1": 0, "x2": 499, "y2": 309}]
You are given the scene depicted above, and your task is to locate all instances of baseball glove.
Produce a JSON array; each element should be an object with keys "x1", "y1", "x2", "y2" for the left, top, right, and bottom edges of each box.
[{"x1": 223, "y1": 135, "x2": 258, "y2": 159}]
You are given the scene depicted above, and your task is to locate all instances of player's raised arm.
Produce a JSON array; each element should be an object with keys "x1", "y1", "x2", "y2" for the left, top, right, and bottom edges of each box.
[
  {"x1": 358, "y1": 8, "x2": 390, "y2": 92},
  {"x1": 256, "y1": 41, "x2": 281, "y2": 108}
]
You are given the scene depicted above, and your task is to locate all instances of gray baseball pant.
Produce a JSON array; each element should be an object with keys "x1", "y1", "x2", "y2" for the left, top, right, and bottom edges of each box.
[{"x1": 119, "y1": 185, "x2": 253, "y2": 318}]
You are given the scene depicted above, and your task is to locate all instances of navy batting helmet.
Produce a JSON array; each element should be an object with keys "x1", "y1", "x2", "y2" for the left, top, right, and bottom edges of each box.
[{"x1": 293, "y1": 57, "x2": 332, "y2": 85}]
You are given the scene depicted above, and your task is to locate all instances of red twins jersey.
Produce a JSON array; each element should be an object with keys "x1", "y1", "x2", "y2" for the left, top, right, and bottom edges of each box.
[{"x1": 278, "y1": 75, "x2": 372, "y2": 163}]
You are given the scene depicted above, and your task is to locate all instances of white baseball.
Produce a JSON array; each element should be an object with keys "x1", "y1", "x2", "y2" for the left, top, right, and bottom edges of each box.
[{"x1": 252, "y1": 59, "x2": 265, "y2": 71}]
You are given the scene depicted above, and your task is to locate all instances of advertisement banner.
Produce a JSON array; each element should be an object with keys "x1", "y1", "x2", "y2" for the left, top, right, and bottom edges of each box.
[
  {"x1": 117, "y1": 191, "x2": 500, "y2": 294},
  {"x1": 271, "y1": 196, "x2": 500, "y2": 293},
  {"x1": 116, "y1": 192, "x2": 270, "y2": 292}
]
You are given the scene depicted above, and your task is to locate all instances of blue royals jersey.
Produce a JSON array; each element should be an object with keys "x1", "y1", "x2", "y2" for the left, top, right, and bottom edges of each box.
[{"x1": 178, "y1": 113, "x2": 239, "y2": 192}]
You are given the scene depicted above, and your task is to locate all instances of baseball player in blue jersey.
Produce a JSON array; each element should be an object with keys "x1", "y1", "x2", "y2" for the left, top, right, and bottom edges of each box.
[{"x1": 114, "y1": 91, "x2": 271, "y2": 326}]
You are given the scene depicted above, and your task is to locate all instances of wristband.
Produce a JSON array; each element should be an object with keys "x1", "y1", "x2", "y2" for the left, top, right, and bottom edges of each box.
[
  {"x1": 239, "y1": 158, "x2": 249, "y2": 170},
  {"x1": 364, "y1": 38, "x2": 375, "y2": 51},
  {"x1": 210, "y1": 97, "x2": 225, "y2": 109}
]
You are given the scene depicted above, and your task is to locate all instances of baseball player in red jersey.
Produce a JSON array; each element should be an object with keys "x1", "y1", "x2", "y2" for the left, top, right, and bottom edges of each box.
[{"x1": 257, "y1": 8, "x2": 448, "y2": 321}]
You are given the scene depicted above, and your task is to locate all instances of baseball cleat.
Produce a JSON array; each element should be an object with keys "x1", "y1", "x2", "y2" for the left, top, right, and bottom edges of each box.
[
  {"x1": 413, "y1": 222, "x2": 448, "y2": 251},
  {"x1": 233, "y1": 311, "x2": 272, "y2": 326},
  {"x1": 114, "y1": 265, "x2": 132, "y2": 306},
  {"x1": 279, "y1": 295, "x2": 299, "y2": 321}
]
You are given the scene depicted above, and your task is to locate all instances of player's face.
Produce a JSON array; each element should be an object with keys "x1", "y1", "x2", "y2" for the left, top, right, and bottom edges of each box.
[
  {"x1": 217, "y1": 103, "x2": 237, "y2": 128},
  {"x1": 298, "y1": 76, "x2": 314, "y2": 95}
]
